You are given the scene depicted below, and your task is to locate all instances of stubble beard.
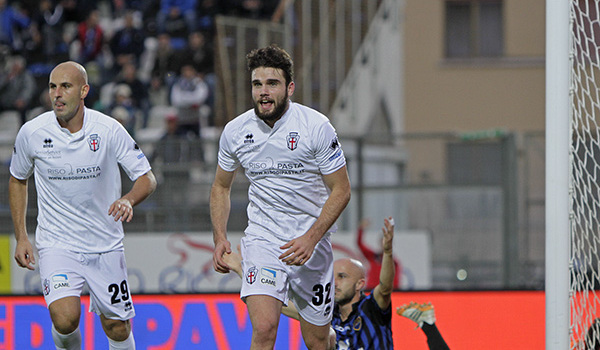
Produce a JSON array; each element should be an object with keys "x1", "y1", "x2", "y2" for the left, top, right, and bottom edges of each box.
[
  {"x1": 334, "y1": 289, "x2": 355, "y2": 307},
  {"x1": 54, "y1": 101, "x2": 81, "y2": 124}
]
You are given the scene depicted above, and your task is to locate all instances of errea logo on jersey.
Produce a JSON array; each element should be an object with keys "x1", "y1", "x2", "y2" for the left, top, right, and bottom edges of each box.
[
  {"x1": 244, "y1": 133, "x2": 255, "y2": 144},
  {"x1": 43, "y1": 138, "x2": 53, "y2": 148}
]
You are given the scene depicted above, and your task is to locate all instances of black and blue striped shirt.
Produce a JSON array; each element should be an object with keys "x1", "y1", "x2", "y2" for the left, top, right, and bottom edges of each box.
[{"x1": 331, "y1": 292, "x2": 393, "y2": 350}]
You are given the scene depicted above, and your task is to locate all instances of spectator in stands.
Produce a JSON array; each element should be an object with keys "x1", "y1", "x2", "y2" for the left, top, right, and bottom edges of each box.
[
  {"x1": 0, "y1": 0, "x2": 30, "y2": 53},
  {"x1": 75, "y1": 9, "x2": 105, "y2": 64},
  {"x1": 156, "y1": 0, "x2": 197, "y2": 39},
  {"x1": 0, "y1": 55, "x2": 36, "y2": 125},
  {"x1": 110, "y1": 83, "x2": 137, "y2": 135},
  {"x1": 58, "y1": 0, "x2": 82, "y2": 23},
  {"x1": 109, "y1": 10, "x2": 146, "y2": 74},
  {"x1": 108, "y1": 0, "x2": 146, "y2": 17},
  {"x1": 151, "y1": 33, "x2": 180, "y2": 87},
  {"x1": 196, "y1": 0, "x2": 222, "y2": 35},
  {"x1": 177, "y1": 30, "x2": 215, "y2": 125},
  {"x1": 178, "y1": 31, "x2": 213, "y2": 76},
  {"x1": 115, "y1": 62, "x2": 150, "y2": 127},
  {"x1": 152, "y1": 113, "x2": 185, "y2": 163},
  {"x1": 20, "y1": 17, "x2": 45, "y2": 66},
  {"x1": 31, "y1": 0, "x2": 67, "y2": 62},
  {"x1": 170, "y1": 63, "x2": 209, "y2": 139},
  {"x1": 229, "y1": 0, "x2": 279, "y2": 20},
  {"x1": 148, "y1": 75, "x2": 169, "y2": 107}
]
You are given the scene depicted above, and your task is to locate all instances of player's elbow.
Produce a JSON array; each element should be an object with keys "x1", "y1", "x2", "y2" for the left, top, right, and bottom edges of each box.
[
  {"x1": 145, "y1": 171, "x2": 158, "y2": 195},
  {"x1": 378, "y1": 284, "x2": 393, "y2": 296}
]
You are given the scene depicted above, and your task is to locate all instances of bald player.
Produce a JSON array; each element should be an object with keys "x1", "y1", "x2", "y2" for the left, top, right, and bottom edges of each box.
[{"x1": 10, "y1": 61, "x2": 156, "y2": 350}]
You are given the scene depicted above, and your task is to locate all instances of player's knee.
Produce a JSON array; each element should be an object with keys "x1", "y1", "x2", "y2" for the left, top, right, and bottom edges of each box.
[
  {"x1": 303, "y1": 330, "x2": 330, "y2": 350},
  {"x1": 51, "y1": 316, "x2": 79, "y2": 335},
  {"x1": 49, "y1": 309, "x2": 80, "y2": 334},
  {"x1": 252, "y1": 321, "x2": 278, "y2": 345},
  {"x1": 101, "y1": 318, "x2": 131, "y2": 341}
]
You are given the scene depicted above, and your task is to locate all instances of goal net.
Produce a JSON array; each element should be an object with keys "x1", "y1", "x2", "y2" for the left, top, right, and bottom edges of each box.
[{"x1": 571, "y1": 1, "x2": 600, "y2": 348}]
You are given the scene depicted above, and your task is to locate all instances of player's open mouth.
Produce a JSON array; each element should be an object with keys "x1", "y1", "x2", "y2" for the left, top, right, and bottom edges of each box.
[{"x1": 260, "y1": 100, "x2": 273, "y2": 110}]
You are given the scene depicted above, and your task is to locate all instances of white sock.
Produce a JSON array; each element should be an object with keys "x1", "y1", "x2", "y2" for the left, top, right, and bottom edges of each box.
[
  {"x1": 51, "y1": 324, "x2": 81, "y2": 350},
  {"x1": 108, "y1": 331, "x2": 136, "y2": 350}
]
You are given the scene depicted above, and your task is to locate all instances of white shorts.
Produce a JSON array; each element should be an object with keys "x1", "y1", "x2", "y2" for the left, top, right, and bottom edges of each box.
[
  {"x1": 240, "y1": 234, "x2": 334, "y2": 326},
  {"x1": 38, "y1": 248, "x2": 135, "y2": 320}
]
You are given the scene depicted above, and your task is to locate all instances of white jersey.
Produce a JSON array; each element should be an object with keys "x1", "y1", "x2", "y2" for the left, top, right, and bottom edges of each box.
[
  {"x1": 218, "y1": 101, "x2": 346, "y2": 243},
  {"x1": 10, "y1": 108, "x2": 152, "y2": 253}
]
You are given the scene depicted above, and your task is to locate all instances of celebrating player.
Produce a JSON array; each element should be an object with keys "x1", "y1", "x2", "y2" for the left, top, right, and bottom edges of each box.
[{"x1": 211, "y1": 44, "x2": 351, "y2": 349}]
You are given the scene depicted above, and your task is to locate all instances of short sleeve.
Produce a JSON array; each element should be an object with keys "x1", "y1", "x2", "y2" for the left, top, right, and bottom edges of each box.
[
  {"x1": 313, "y1": 121, "x2": 346, "y2": 175},
  {"x1": 217, "y1": 126, "x2": 240, "y2": 172},
  {"x1": 113, "y1": 122, "x2": 152, "y2": 180},
  {"x1": 9, "y1": 127, "x2": 34, "y2": 180}
]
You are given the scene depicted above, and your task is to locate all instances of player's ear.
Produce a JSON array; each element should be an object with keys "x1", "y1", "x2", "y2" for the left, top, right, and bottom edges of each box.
[
  {"x1": 357, "y1": 278, "x2": 366, "y2": 292},
  {"x1": 80, "y1": 84, "x2": 90, "y2": 99},
  {"x1": 287, "y1": 81, "x2": 295, "y2": 97}
]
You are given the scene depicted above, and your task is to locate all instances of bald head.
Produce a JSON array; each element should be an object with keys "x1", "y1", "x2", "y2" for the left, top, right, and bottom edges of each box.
[
  {"x1": 334, "y1": 258, "x2": 366, "y2": 280},
  {"x1": 52, "y1": 61, "x2": 88, "y2": 85}
]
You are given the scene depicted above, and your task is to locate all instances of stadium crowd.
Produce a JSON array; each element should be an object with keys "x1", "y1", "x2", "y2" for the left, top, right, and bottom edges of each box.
[{"x1": 0, "y1": 0, "x2": 280, "y2": 139}]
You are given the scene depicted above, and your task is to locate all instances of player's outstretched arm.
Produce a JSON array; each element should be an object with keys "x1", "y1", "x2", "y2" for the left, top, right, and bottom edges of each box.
[{"x1": 373, "y1": 216, "x2": 395, "y2": 309}]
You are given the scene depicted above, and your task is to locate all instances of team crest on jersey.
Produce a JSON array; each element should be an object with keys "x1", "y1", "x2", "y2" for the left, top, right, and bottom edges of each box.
[
  {"x1": 287, "y1": 132, "x2": 300, "y2": 150},
  {"x1": 43, "y1": 278, "x2": 50, "y2": 295},
  {"x1": 353, "y1": 316, "x2": 363, "y2": 331},
  {"x1": 246, "y1": 266, "x2": 258, "y2": 284},
  {"x1": 88, "y1": 134, "x2": 101, "y2": 152}
]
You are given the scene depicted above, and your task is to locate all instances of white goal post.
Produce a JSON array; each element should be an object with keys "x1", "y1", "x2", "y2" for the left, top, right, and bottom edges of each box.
[
  {"x1": 546, "y1": 0, "x2": 570, "y2": 347},
  {"x1": 548, "y1": 0, "x2": 600, "y2": 349}
]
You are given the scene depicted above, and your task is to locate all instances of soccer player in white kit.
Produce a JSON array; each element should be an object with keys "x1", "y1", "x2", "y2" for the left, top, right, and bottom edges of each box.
[
  {"x1": 9, "y1": 61, "x2": 157, "y2": 350},
  {"x1": 211, "y1": 44, "x2": 351, "y2": 350}
]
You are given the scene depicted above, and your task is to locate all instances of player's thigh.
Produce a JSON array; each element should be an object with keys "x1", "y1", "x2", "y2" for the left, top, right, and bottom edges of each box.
[
  {"x1": 85, "y1": 250, "x2": 135, "y2": 320},
  {"x1": 38, "y1": 248, "x2": 86, "y2": 323},
  {"x1": 245, "y1": 294, "x2": 283, "y2": 332},
  {"x1": 240, "y1": 236, "x2": 290, "y2": 305},
  {"x1": 289, "y1": 236, "x2": 334, "y2": 326}
]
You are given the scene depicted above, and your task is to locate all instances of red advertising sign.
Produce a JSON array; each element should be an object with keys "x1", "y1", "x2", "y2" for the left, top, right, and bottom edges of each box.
[{"x1": 0, "y1": 291, "x2": 544, "y2": 349}]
